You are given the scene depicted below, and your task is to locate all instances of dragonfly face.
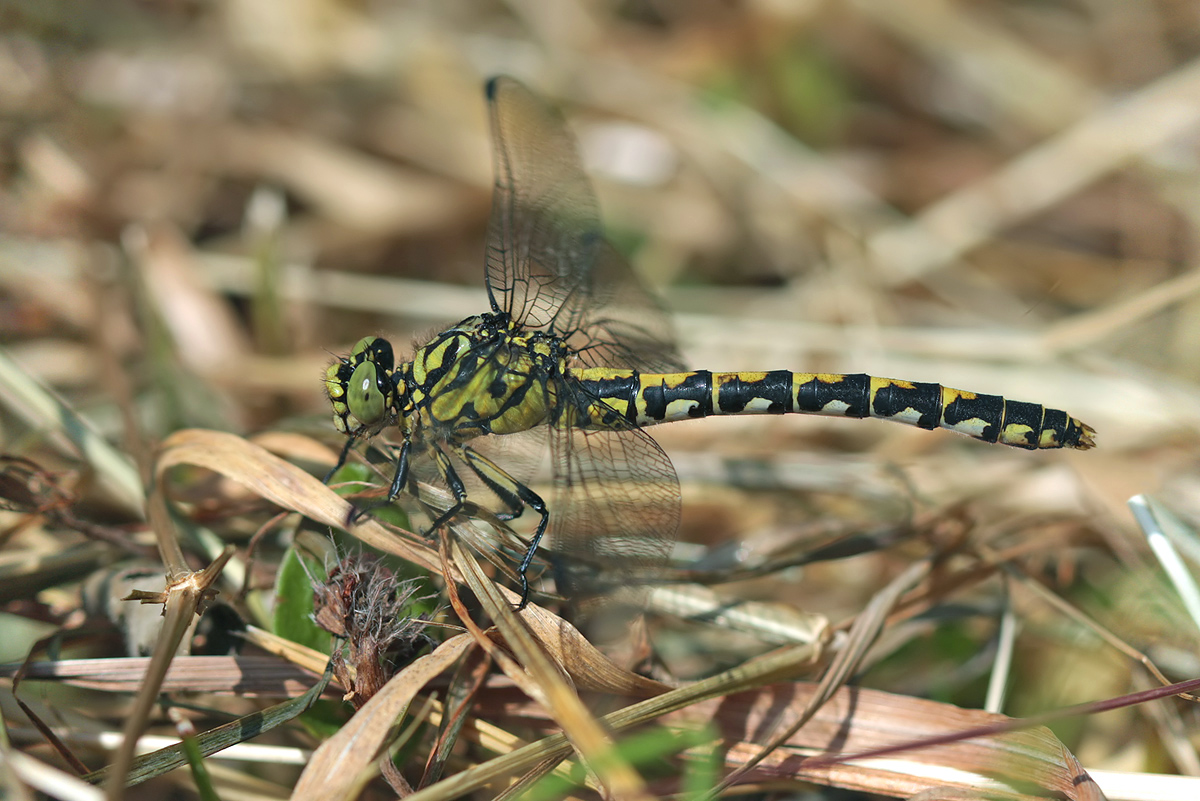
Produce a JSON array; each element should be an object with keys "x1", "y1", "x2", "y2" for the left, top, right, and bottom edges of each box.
[{"x1": 326, "y1": 336, "x2": 398, "y2": 438}]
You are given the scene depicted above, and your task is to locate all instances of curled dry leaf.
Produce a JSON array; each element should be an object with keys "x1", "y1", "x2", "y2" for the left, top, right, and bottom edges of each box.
[
  {"x1": 667, "y1": 683, "x2": 1104, "y2": 800},
  {"x1": 160, "y1": 428, "x2": 671, "y2": 699},
  {"x1": 448, "y1": 536, "x2": 657, "y2": 801},
  {"x1": 155, "y1": 428, "x2": 439, "y2": 574}
]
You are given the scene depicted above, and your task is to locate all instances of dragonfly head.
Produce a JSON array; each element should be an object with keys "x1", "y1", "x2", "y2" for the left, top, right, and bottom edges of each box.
[{"x1": 326, "y1": 336, "x2": 397, "y2": 436}]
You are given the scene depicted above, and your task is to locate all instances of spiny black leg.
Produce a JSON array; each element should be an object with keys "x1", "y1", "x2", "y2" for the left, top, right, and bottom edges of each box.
[
  {"x1": 324, "y1": 434, "x2": 358, "y2": 484},
  {"x1": 459, "y1": 447, "x2": 526, "y2": 522},
  {"x1": 346, "y1": 439, "x2": 411, "y2": 527},
  {"x1": 424, "y1": 449, "x2": 467, "y2": 533},
  {"x1": 386, "y1": 439, "x2": 411, "y2": 503},
  {"x1": 514, "y1": 497, "x2": 549, "y2": 610},
  {"x1": 458, "y1": 446, "x2": 547, "y2": 610}
]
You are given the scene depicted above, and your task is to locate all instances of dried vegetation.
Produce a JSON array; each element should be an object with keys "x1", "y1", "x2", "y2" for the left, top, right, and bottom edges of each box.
[{"x1": 3, "y1": 2, "x2": 1200, "y2": 800}]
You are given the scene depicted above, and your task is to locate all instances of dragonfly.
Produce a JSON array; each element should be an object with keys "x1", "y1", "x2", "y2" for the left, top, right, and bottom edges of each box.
[{"x1": 325, "y1": 76, "x2": 1095, "y2": 608}]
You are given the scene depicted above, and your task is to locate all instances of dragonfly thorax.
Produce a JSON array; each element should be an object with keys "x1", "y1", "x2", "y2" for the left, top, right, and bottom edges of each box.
[{"x1": 405, "y1": 312, "x2": 568, "y2": 441}]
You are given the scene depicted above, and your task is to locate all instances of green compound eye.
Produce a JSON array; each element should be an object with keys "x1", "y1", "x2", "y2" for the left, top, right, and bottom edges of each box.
[
  {"x1": 351, "y1": 336, "x2": 395, "y2": 368},
  {"x1": 347, "y1": 361, "x2": 387, "y2": 426},
  {"x1": 350, "y1": 336, "x2": 376, "y2": 358}
]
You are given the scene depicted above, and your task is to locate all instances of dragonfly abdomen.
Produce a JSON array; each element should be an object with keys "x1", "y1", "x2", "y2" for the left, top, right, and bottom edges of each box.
[
  {"x1": 792, "y1": 373, "x2": 1094, "y2": 450},
  {"x1": 573, "y1": 369, "x2": 1094, "y2": 450}
]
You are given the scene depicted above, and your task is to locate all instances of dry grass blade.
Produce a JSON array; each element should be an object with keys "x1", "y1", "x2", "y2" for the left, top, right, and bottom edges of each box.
[
  {"x1": 1043, "y1": 266, "x2": 1200, "y2": 353},
  {"x1": 717, "y1": 559, "x2": 932, "y2": 792},
  {"x1": 102, "y1": 546, "x2": 233, "y2": 801},
  {"x1": 86, "y1": 659, "x2": 332, "y2": 788},
  {"x1": 6, "y1": 749, "x2": 103, "y2": 801},
  {"x1": 217, "y1": 124, "x2": 472, "y2": 234},
  {"x1": 853, "y1": 0, "x2": 1098, "y2": 132},
  {"x1": 125, "y1": 225, "x2": 251, "y2": 375},
  {"x1": 291, "y1": 634, "x2": 472, "y2": 800},
  {"x1": 9, "y1": 655, "x2": 325, "y2": 696},
  {"x1": 507, "y1": 599, "x2": 670, "y2": 697},
  {"x1": 870, "y1": 54, "x2": 1200, "y2": 284},
  {"x1": 0, "y1": 349, "x2": 143, "y2": 517},
  {"x1": 635, "y1": 583, "x2": 829, "y2": 646},
  {"x1": 447, "y1": 536, "x2": 655, "y2": 801},
  {"x1": 0, "y1": 541, "x2": 117, "y2": 605},
  {"x1": 421, "y1": 644, "x2": 491, "y2": 787},
  {"x1": 669, "y1": 683, "x2": 1104, "y2": 800},
  {"x1": 240, "y1": 625, "x2": 332, "y2": 675},
  {"x1": 155, "y1": 428, "x2": 440, "y2": 574}
]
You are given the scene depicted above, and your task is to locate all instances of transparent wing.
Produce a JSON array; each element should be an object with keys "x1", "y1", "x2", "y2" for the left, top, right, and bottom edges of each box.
[
  {"x1": 484, "y1": 76, "x2": 684, "y2": 373},
  {"x1": 545, "y1": 411, "x2": 680, "y2": 600},
  {"x1": 565, "y1": 239, "x2": 685, "y2": 372}
]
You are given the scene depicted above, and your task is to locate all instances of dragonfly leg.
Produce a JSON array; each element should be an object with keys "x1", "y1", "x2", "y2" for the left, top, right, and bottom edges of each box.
[
  {"x1": 426, "y1": 446, "x2": 545, "y2": 607},
  {"x1": 345, "y1": 439, "x2": 410, "y2": 526},
  {"x1": 514, "y1": 509, "x2": 548, "y2": 610},
  {"x1": 423, "y1": 445, "x2": 467, "y2": 534},
  {"x1": 323, "y1": 433, "x2": 358, "y2": 484},
  {"x1": 385, "y1": 439, "x2": 412, "y2": 503},
  {"x1": 459, "y1": 447, "x2": 548, "y2": 610}
]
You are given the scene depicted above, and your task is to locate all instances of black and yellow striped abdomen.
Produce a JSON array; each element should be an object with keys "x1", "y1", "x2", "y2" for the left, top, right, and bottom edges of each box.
[{"x1": 571, "y1": 369, "x2": 1095, "y2": 450}]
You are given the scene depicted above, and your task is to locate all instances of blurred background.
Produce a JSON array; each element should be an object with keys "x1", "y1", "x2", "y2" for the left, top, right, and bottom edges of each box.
[{"x1": 4, "y1": 0, "x2": 1200, "y2": 790}]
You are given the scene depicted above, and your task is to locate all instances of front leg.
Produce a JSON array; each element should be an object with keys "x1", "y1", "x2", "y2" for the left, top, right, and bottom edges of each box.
[
  {"x1": 345, "y1": 439, "x2": 411, "y2": 526},
  {"x1": 324, "y1": 433, "x2": 358, "y2": 484}
]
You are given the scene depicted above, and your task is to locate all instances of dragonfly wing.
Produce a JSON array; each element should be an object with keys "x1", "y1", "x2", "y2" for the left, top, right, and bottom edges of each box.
[
  {"x1": 484, "y1": 76, "x2": 684, "y2": 373},
  {"x1": 485, "y1": 76, "x2": 597, "y2": 331},
  {"x1": 546, "y1": 417, "x2": 680, "y2": 600},
  {"x1": 566, "y1": 238, "x2": 684, "y2": 373}
]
